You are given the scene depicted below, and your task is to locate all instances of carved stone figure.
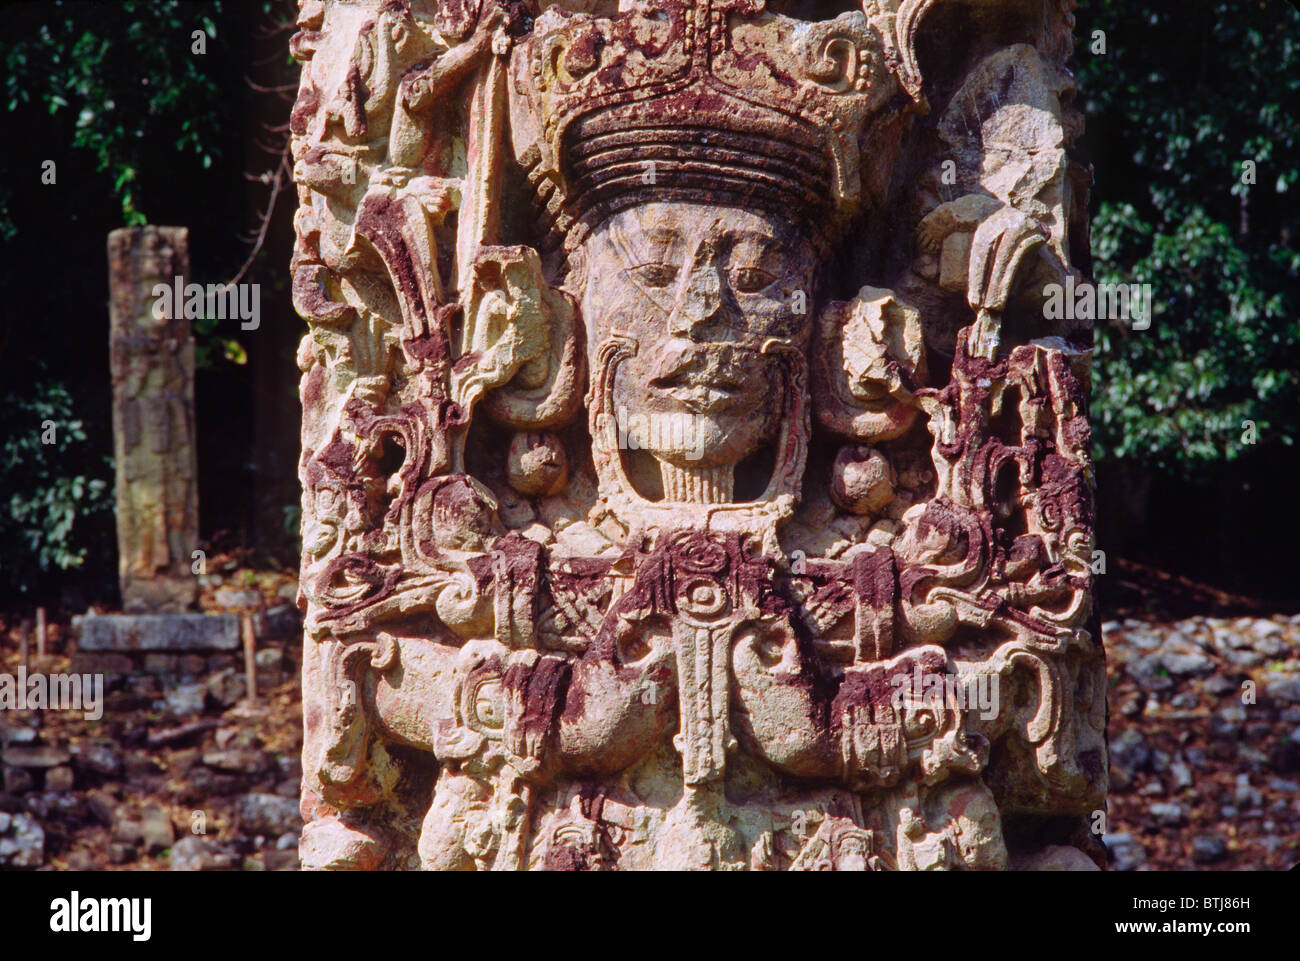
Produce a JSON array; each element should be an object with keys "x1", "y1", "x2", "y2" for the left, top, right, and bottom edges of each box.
[
  {"x1": 291, "y1": 0, "x2": 1105, "y2": 871},
  {"x1": 108, "y1": 226, "x2": 200, "y2": 613}
]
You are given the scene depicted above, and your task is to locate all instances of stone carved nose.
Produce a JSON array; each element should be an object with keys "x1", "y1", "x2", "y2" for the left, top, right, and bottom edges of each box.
[{"x1": 668, "y1": 263, "x2": 725, "y2": 340}]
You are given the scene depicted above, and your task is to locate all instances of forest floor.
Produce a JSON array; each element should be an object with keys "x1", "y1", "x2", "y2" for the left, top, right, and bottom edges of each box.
[{"x1": 1, "y1": 556, "x2": 1297, "y2": 871}]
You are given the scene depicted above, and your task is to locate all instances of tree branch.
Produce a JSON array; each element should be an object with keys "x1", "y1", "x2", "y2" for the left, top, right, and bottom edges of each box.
[{"x1": 225, "y1": 139, "x2": 291, "y2": 288}]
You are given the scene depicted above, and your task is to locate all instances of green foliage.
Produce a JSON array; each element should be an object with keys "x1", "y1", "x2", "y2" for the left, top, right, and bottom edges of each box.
[
  {"x1": 0, "y1": 0, "x2": 270, "y2": 368},
  {"x1": 1091, "y1": 204, "x2": 1299, "y2": 468},
  {"x1": 3, "y1": 0, "x2": 228, "y2": 226},
  {"x1": 0, "y1": 382, "x2": 112, "y2": 592},
  {"x1": 1077, "y1": 0, "x2": 1300, "y2": 474}
]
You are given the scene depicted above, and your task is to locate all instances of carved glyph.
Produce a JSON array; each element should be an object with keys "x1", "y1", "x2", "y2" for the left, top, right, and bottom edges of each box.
[{"x1": 291, "y1": 0, "x2": 1104, "y2": 870}]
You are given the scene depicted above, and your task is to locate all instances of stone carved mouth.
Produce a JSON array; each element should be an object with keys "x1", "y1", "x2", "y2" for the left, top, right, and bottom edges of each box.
[
  {"x1": 591, "y1": 334, "x2": 808, "y2": 522},
  {"x1": 654, "y1": 383, "x2": 740, "y2": 414},
  {"x1": 649, "y1": 345, "x2": 755, "y2": 413}
]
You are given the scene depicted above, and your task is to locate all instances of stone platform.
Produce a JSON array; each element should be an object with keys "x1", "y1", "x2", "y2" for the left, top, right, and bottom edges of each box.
[
  {"x1": 75, "y1": 613, "x2": 241, "y2": 652},
  {"x1": 72, "y1": 613, "x2": 244, "y2": 686}
]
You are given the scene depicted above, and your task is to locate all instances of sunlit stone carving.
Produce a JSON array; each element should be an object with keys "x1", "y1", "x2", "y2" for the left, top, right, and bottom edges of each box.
[
  {"x1": 108, "y1": 225, "x2": 200, "y2": 613},
  {"x1": 290, "y1": 0, "x2": 1105, "y2": 871}
]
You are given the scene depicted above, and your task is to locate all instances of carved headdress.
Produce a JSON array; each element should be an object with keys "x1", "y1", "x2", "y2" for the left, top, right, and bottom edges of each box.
[{"x1": 508, "y1": 0, "x2": 929, "y2": 250}]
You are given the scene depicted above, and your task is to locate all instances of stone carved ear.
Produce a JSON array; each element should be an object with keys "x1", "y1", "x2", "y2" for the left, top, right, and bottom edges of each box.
[
  {"x1": 481, "y1": 286, "x2": 586, "y2": 431},
  {"x1": 316, "y1": 638, "x2": 394, "y2": 802},
  {"x1": 812, "y1": 286, "x2": 928, "y2": 443},
  {"x1": 453, "y1": 246, "x2": 552, "y2": 412},
  {"x1": 451, "y1": 245, "x2": 586, "y2": 431}
]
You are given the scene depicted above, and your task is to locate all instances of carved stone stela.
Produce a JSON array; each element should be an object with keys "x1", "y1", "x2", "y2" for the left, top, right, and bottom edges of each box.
[
  {"x1": 290, "y1": 0, "x2": 1105, "y2": 870},
  {"x1": 108, "y1": 226, "x2": 200, "y2": 614}
]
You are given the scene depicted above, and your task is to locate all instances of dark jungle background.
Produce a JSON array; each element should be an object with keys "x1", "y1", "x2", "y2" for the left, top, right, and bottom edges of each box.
[{"x1": 1, "y1": 0, "x2": 1297, "y2": 616}]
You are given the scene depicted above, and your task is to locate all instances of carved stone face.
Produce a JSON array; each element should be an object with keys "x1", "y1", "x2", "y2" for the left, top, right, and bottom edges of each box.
[{"x1": 580, "y1": 202, "x2": 817, "y2": 478}]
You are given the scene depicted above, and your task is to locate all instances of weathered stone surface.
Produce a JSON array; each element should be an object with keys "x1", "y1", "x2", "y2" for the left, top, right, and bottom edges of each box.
[
  {"x1": 108, "y1": 225, "x2": 200, "y2": 613},
  {"x1": 299, "y1": 817, "x2": 385, "y2": 871},
  {"x1": 0, "y1": 724, "x2": 38, "y2": 746},
  {"x1": 202, "y1": 748, "x2": 274, "y2": 775},
  {"x1": 2, "y1": 767, "x2": 34, "y2": 795},
  {"x1": 166, "y1": 682, "x2": 209, "y2": 716},
  {"x1": 70, "y1": 742, "x2": 123, "y2": 777},
  {"x1": 169, "y1": 836, "x2": 242, "y2": 871},
  {"x1": 1, "y1": 745, "x2": 71, "y2": 768},
  {"x1": 0, "y1": 811, "x2": 45, "y2": 868},
  {"x1": 1191, "y1": 835, "x2": 1228, "y2": 864},
  {"x1": 140, "y1": 805, "x2": 177, "y2": 853},
  {"x1": 214, "y1": 587, "x2": 262, "y2": 609},
  {"x1": 238, "y1": 793, "x2": 302, "y2": 837},
  {"x1": 1266, "y1": 675, "x2": 1300, "y2": 704},
  {"x1": 69, "y1": 652, "x2": 136, "y2": 677},
  {"x1": 205, "y1": 669, "x2": 248, "y2": 708},
  {"x1": 1012, "y1": 844, "x2": 1101, "y2": 871},
  {"x1": 74, "y1": 613, "x2": 240, "y2": 651},
  {"x1": 290, "y1": 0, "x2": 1103, "y2": 870},
  {"x1": 1103, "y1": 833, "x2": 1146, "y2": 872},
  {"x1": 45, "y1": 766, "x2": 76, "y2": 793}
]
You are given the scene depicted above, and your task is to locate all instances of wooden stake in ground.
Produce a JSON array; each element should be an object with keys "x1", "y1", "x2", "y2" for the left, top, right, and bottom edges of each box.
[
  {"x1": 19, "y1": 618, "x2": 31, "y2": 673},
  {"x1": 35, "y1": 607, "x2": 46, "y2": 658},
  {"x1": 242, "y1": 613, "x2": 258, "y2": 702}
]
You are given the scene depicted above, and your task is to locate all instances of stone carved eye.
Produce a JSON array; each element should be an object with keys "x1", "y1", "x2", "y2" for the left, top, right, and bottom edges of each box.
[
  {"x1": 676, "y1": 578, "x2": 726, "y2": 617},
  {"x1": 731, "y1": 267, "x2": 774, "y2": 293},
  {"x1": 630, "y1": 263, "x2": 679, "y2": 288}
]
